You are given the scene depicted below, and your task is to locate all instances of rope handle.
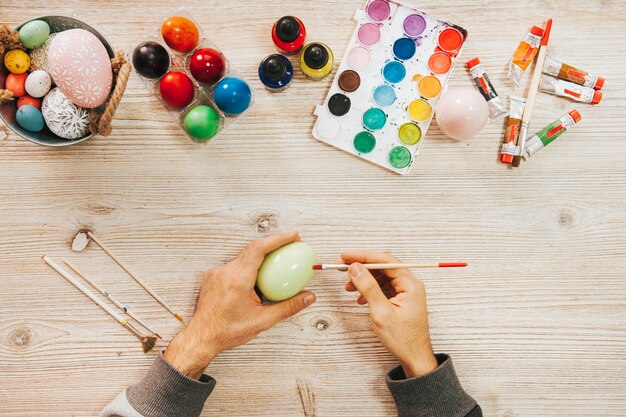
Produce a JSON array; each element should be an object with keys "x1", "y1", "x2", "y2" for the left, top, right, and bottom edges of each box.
[{"x1": 89, "y1": 50, "x2": 130, "y2": 136}]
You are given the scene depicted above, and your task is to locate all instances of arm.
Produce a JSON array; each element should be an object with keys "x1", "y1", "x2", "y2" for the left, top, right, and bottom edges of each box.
[
  {"x1": 100, "y1": 231, "x2": 316, "y2": 417},
  {"x1": 342, "y1": 252, "x2": 481, "y2": 417}
]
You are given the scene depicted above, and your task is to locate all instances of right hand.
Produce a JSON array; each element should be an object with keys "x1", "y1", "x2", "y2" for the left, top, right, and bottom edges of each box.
[{"x1": 342, "y1": 251, "x2": 438, "y2": 378}]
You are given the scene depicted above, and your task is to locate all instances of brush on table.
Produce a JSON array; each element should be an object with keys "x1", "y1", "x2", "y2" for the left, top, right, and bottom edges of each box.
[
  {"x1": 86, "y1": 232, "x2": 185, "y2": 323},
  {"x1": 42, "y1": 255, "x2": 157, "y2": 353},
  {"x1": 63, "y1": 259, "x2": 162, "y2": 340},
  {"x1": 512, "y1": 18, "x2": 553, "y2": 168},
  {"x1": 313, "y1": 262, "x2": 468, "y2": 271}
]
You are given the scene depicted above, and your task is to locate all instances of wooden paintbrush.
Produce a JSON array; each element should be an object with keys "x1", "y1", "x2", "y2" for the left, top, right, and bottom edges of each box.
[
  {"x1": 63, "y1": 259, "x2": 162, "y2": 340},
  {"x1": 86, "y1": 232, "x2": 185, "y2": 323},
  {"x1": 512, "y1": 18, "x2": 553, "y2": 167},
  {"x1": 42, "y1": 255, "x2": 157, "y2": 353},
  {"x1": 313, "y1": 262, "x2": 468, "y2": 271}
]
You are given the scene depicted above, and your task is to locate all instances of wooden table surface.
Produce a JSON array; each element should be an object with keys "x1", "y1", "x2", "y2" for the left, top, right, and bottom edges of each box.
[{"x1": 1, "y1": 1, "x2": 625, "y2": 416}]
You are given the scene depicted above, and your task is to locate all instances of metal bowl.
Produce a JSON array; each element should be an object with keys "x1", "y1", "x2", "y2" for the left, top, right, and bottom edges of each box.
[{"x1": 0, "y1": 16, "x2": 114, "y2": 147}]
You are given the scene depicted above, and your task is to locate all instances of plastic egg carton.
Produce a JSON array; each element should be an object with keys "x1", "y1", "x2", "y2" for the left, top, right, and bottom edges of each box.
[{"x1": 133, "y1": 6, "x2": 255, "y2": 143}]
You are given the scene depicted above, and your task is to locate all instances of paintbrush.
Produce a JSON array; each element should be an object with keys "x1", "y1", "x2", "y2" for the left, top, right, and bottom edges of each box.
[
  {"x1": 63, "y1": 259, "x2": 162, "y2": 340},
  {"x1": 42, "y1": 255, "x2": 157, "y2": 353},
  {"x1": 512, "y1": 18, "x2": 553, "y2": 168},
  {"x1": 86, "y1": 232, "x2": 185, "y2": 324},
  {"x1": 313, "y1": 262, "x2": 468, "y2": 271}
]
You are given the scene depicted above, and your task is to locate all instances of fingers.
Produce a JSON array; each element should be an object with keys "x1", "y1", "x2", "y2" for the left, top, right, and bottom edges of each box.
[
  {"x1": 348, "y1": 263, "x2": 389, "y2": 311},
  {"x1": 237, "y1": 231, "x2": 299, "y2": 272},
  {"x1": 342, "y1": 251, "x2": 417, "y2": 294},
  {"x1": 259, "y1": 291, "x2": 316, "y2": 330}
]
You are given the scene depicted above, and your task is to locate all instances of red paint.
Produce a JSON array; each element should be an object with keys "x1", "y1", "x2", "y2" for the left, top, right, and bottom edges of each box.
[
  {"x1": 17, "y1": 95, "x2": 41, "y2": 110},
  {"x1": 161, "y1": 16, "x2": 199, "y2": 53},
  {"x1": 312, "y1": 264, "x2": 323, "y2": 270},
  {"x1": 159, "y1": 71, "x2": 195, "y2": 108},
  {"x1": 189, "y1": 48, "x2": 226, "y2": 84},
  {"x1": 564, "y1": 88, "x2": 581, "y2": 99},
  {"x1": 437, "y1": 28, "x2": 463, "y2": 53},
  {"x1": 438, "y1": 262, "x2": 468, "y2": 268},
  {"x1": 271, "y1": 16, "x2": 306, "y2": 54}
]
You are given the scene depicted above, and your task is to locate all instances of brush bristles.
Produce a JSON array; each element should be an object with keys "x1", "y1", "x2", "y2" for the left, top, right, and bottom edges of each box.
[{"x1": 141, "y1": 336, "x2": 158, "y2": 353}]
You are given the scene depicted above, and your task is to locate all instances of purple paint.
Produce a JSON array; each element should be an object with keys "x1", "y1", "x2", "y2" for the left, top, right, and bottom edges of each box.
[
  {"x1": 403, "y1": 14, "x2": 426, "y2": 37},
  {"x1": 367, "y1": 0, "x2": 391, "y2": 22},
  {"x1": 358, "y1": 23, "x2": 381, "y2": 46}
]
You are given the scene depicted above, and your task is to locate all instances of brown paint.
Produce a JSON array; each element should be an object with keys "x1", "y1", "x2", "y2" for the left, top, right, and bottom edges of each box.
[{"x1": 337, "y1": 70, "x2": 361, "y2": 92}]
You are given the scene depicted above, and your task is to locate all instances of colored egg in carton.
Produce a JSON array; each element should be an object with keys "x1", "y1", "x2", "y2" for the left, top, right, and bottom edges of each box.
[
  {"x1": 312, "y1": 0, "x2": 467, "y2": 174},
  {"x1": 132, "y1": 7, "x2": 254, "y2": 143}
]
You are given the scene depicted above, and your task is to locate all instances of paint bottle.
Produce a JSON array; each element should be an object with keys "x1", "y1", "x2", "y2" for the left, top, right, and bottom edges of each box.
[
  {"x1": 500, "y1": 96, "x2": 526, "y2": 164},
  {"x1": 300, "y1": 42, "x2": 334, "y2": 81},
  {"x1": 258, "y1": 54, "x2": 293, "y2": 92},
  {"x1": 508, "y1": 25, "x2": 544, "y2": 86},
  {"x1": 523, "y1": 110, "x2": 581, "y2": 159},
  {"x1": 543, "y1": 56, "x2": 605, "y2": 90},
  {"x1": 272, "y1": 16, "x2": 306, "y2": 55},
  {"x1": 539, "y1": 75, "x2": 602, "y2": 104},
  {"x1": 466, "y1": 58, "x2": 508, "y2": 121}
]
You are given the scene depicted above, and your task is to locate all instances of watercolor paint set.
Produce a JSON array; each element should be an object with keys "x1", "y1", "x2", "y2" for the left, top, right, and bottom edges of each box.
[
  {"x1": 312, "y1": 0, "x2": 467, "y2": 174},
  {"x1": 132, "y1": 7, "x2": 254, "y2": 143}
]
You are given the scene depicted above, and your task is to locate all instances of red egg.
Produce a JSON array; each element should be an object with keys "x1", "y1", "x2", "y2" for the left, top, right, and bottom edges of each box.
[
  {"x1": 159, "y1": 71, "x2": 195, "y2": 108},
  {"x1": 189, "y1": 48, "x2": 226, "y2": 84},
  {"x1": 5, "y1": 72, "x2": 28, "y2": 97},
  {"x1": 17, "y1": 95, "x2": 42, "y2": 110},
  {"x1": 161, "y1": 16, "x2": 199, "y2": 53}
]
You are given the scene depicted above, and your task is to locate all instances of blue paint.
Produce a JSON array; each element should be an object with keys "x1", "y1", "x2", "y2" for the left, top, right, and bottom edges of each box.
[
  {"x1": 104, "y1": 292, "x2": 109, "y2": 297},
  {"x1": 393, "y1": 37, "x2": 416, "y2": 60},
  {"x1": 382, "y1": 61, "x2": 406, "y2": 83},
  {"x1": 258, "y1": 54, "x2": 293, "y2": 92},
  {"x1": 372, "y1": 85, "x2": 396, "y2": 107},
  {"x1": 123, "y1": 307, "x2": 128, "y2": 312}
]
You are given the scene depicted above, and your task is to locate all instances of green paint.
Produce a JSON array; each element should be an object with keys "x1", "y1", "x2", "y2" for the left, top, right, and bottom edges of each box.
[
  {"x1": 362, "y1": 107, "x2": 387, "y2": 131},
  {"x1": 388, "y1": 146, "x2": 411, "y2": 169},
  {"x1": 536, "y1": 119, "x2": 567, "y2": 146},
  {"x1": 398, "y1": 122, "x2": 422, "y2": 145},
  {"x1": 353, "y1": 131, "x2": 376, "y2": 153}
]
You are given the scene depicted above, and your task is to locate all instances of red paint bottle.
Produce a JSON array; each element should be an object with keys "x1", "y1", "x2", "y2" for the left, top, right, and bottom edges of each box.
[{"x1": 272, "y1": 16, "x2": 306, "y2": 55}]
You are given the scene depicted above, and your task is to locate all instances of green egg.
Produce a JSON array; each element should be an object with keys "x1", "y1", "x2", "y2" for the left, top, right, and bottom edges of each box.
[
  {"x1": 183, "y1": 105, "x2": 221, "y2": 141},
  {"x1": 256, "y1": 242, "x2": 317, "y2": 301},
  {"x1": 19, "y1": 20, "x2": 51, "y2": 49}
]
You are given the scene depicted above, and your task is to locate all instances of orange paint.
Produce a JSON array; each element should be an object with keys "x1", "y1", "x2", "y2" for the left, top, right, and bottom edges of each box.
[{"x1": 428, "y1": 52, "x2": 452, "y2": 74}]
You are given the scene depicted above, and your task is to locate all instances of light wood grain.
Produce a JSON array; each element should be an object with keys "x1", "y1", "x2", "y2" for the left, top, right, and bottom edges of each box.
[{"x1": 1, "y1": 1, "x2": 626, "y2": 416}]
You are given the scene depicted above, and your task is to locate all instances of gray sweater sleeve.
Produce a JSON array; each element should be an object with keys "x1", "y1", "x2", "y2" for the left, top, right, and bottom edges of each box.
[{"x1": 386, "y1": 354, "x2": 481, "y2": 417}]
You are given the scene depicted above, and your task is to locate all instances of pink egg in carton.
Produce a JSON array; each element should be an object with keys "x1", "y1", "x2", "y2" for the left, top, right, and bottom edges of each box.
[{"x1": 131, "y1": 6, "x2": 255, "y2": 143}]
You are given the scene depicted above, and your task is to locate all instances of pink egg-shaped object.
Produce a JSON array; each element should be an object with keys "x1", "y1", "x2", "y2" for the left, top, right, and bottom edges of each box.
[
  {"x1": 435, "y1": 87, "x2": 488, "y2": 140},
  {"x1": 48, "y1": 29, "x2": 112, "y2": 108}
]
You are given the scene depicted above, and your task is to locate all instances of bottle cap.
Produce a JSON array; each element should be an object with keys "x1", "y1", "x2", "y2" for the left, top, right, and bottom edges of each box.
[
  {"x1": 568, "y1": 110, "x2": 582, "y2": 123},
  {"x1": 275, "y1": 16, "x2": 301, "y2": 43},
  {"x1": 594, "y1": 77, "x2": 605, "y2": 91},
  {"x1": 530, "y1": 25, "x2": 544, "y2": 37},
  {"x1": 261, "y1": 54, "x2": 288, "y2": 83},
  {"x1": 501, "y1": 154, "x2": 513, "y2": 164},
  {"x1": 591, "y1": 91, "x2": 602, "y2": 105},
  {"x1": 303, "y1": 43, "x2": 329, "y2": 70},
  {"x1": 466, "y1": 57, "x2": 480, "y2": 69}
]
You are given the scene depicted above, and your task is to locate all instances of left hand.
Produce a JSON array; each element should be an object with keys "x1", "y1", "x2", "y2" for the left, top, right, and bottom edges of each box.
[{"x1": 165, "y1": 231, "x2": 316, "y2": 379}]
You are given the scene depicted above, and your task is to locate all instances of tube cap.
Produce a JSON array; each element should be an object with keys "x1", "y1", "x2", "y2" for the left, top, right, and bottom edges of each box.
[
  {"x1": 593, "y1": 77, "x2": 605, "y2": 91},
  {"x1": 591, "y1": 91, "x2": 602, "y2": 105},
  {"x1": 568, "y1": 110, "x2": 582, "y2": 123},
  {"x1": 501, "y1": 154, "x2": 513, "y2": 164},
  {"x1": 530, "y1": 25, "x2": 544, "y2": 37},
  {"x1": 466, "y1": 57, "x2": 480, "y2": 69},
  {"x1": 303, "y1": 43, "x2": 329, "y2": 70},
  {"x1": 275, "y1": 16, "x2": 301, "y2": 43}
]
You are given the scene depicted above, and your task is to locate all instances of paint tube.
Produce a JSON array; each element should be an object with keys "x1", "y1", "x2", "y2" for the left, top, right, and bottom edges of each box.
[
  {"x1": 523, "y1": 110, "x2": 581, "y2": 159},
  {"x1": 543, "y1": 56, "x2": 605, "y2": 90},
  {"x1": 539, "y1": 75, "x2": 602, "y2": 104},
  {"x1": 466, "y1": 57, "x2": 508, "y2": 121},
  {"x1": 508, "y1": 26, "x2": 544, "y2": 86},
  {"x1": 500, "y1": 96, "x2": 526, "y2": 164}
]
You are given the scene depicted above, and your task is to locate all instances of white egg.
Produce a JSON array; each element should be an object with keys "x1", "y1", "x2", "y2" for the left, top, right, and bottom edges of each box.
[{"x1": 25, "y1": 70, "x2": 52, "y2": 98}]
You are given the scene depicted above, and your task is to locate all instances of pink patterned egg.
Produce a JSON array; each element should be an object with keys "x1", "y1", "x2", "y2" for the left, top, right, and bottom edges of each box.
[{"x1": 48, "y1": 29, "x2": 112, "y2": 108}]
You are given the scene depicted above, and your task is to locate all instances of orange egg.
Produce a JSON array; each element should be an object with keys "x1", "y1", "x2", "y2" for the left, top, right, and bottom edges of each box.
[
  {"x1": 5, "y1": 72, "x2": 28, "y2": 97},
  {"x1": 17, "y1": 95, "x2": 42, "y2": 110},
  {"x1": 161, "y1": 16, "x2": 199, "y2": 53}
]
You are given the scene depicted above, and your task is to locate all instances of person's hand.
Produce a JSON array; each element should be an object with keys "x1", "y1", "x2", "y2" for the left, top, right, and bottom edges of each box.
[
  {"x1": 342, "y1": 252, "x2": 438, "y2": 378},
  {"x1": 165, "y1": 231, "x2": 316, "y2": 379}
]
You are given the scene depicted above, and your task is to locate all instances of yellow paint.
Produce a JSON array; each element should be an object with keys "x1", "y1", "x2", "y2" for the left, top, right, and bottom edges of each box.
[
  {"x1": 418, "y1": 75, "x2": 442, "y2": 99},
  {"x1": 407, "y1": 99, "x2": 432, "y2": 122},
  {"x1": 121, "y1": 319, "x2": 127, "y2": 326},
  {"x1": 299, "y1": 43, "x2": 334, "y2": 81}
]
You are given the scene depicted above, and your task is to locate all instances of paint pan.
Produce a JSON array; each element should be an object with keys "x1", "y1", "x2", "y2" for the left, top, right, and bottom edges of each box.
[{"x1": 312, "y1": 0, "x2": 467, "y2": 174}]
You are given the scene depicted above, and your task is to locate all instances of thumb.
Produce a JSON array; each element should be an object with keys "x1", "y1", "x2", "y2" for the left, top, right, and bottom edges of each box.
[
  {"x1": 260, "y1": 291, "x2": 316, "y2": 329},
  {"x1": 348, "y1": 263, "x2": 388, "y2": 310}
]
